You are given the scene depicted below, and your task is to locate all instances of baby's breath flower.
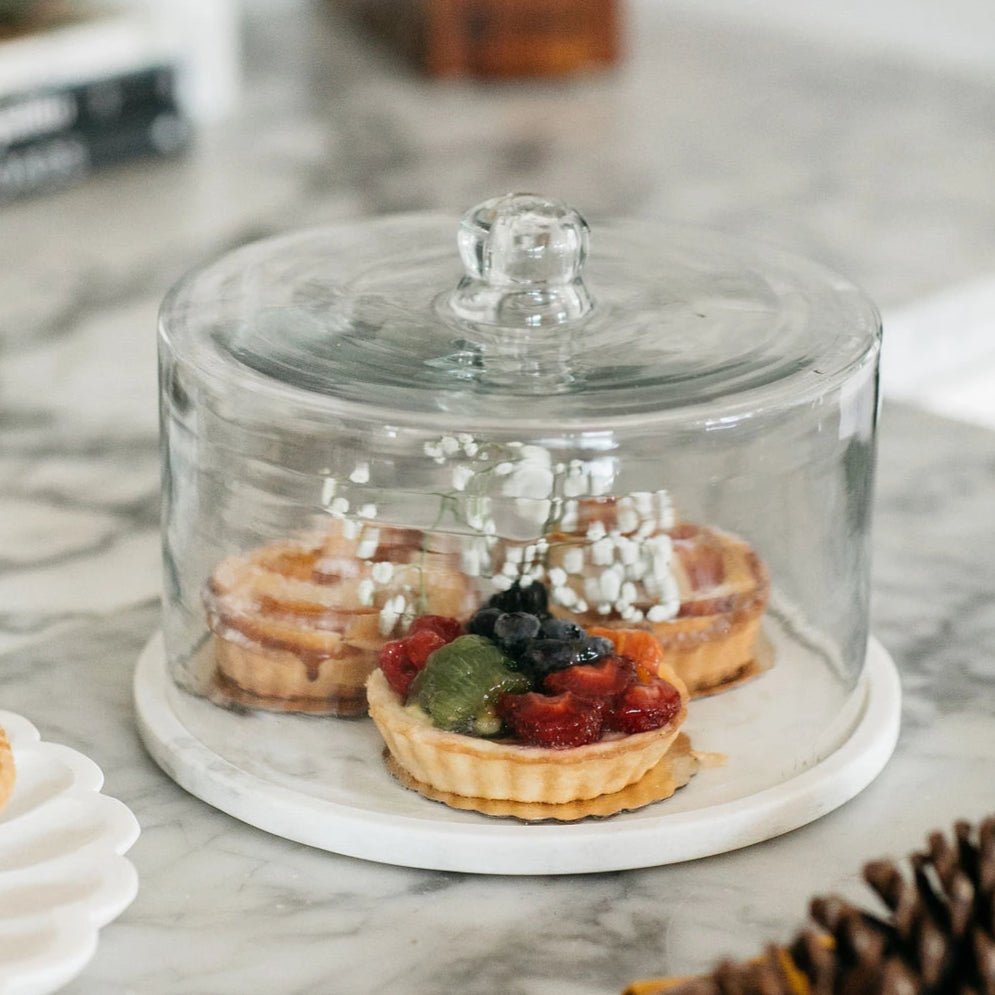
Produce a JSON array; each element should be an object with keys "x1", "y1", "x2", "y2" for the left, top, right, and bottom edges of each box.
[
  {"x1": 586, "y1": 457, "x2": 616, "y2": 496},
  {"x1": 583, "y1": 576, "x2": 601, "y2": 603},
  {"x1": 451, "y1": 464, "x2": 474, "y2": 491},
  {"x1": 358, "y1": 578, "x2": 375, "y2": 606},
  {"x1": 591, "y1": 537, "x2": 614, "y2": 566},
  {"x1": 414, "y1": 434, "x2": 681, "y2": 607},
  {"x1": 461, "y1": 540, "x2": 488, "y2": 577},
  {"x1": 504, "y1": 545, "x2": 524, "y2": 564},
  {"x1": 378, "y1": 594, "x2": 406, "y2": 635},
  {"x1": 552, "y1": 585, "x2": 578, "y2": 607},
  {"x1": 617, "y1": 536, "x2": 639, "y2": 565},
  {"x1": 356, "y1": 529, "x2": 379, "y2": 559},
  {"x1": 655, "y1": 489, "x2": 676, "y2": 529},
  {"x1": 371, "y1": 560, "x2": 394, "y2": 584},
  {"x1": 586, "y1": 521, "x2": 607, "y2": 542},
  {"x1": 598, "y1": 566, "x2": 622, "y2": 603},
  {"x1": 616, "y1": 504, "x2": 639, "y2": 535}
]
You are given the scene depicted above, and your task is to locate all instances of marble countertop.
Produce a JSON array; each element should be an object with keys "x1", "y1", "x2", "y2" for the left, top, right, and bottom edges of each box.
[{"x1": 2, "y1": 2, "x2": 995, "y2": 992}]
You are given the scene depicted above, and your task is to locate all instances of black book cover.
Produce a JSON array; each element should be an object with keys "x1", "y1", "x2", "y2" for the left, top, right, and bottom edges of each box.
[{"x1": 0, "y1": 66, "x2": 190, "y2": 201}]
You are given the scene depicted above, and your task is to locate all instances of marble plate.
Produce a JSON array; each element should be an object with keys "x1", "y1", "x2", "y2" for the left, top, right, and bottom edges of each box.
[
  {"x1": 134, "y1": 624, "x2": 901, "y2": 875},
  {"x1": 0, "y1": 711, "x2": 140, "y2": 995}
]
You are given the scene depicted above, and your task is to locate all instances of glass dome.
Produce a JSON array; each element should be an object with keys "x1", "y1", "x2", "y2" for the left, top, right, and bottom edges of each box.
[{"x1": 158, "y1": 193, "x2": 881, "y2": 783}]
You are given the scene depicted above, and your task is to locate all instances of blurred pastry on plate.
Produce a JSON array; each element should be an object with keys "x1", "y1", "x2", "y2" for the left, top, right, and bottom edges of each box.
[
  {"x1": 204, "y1": 520, "x2": 476, "y2": 715},
  {"x1": 542, "y1": 497, "x2": 771, "y2": 697},
  {"x1": 0, "y1": 721, "x2": 14, "y2": 812}
]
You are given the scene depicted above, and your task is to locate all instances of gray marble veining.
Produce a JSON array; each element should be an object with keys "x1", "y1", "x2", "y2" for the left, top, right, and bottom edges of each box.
[{"x1": 1, "y1": 1, "x2": 995, "y2": 992}]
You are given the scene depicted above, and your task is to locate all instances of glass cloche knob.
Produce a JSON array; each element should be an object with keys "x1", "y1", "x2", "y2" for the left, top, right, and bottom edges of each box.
[{"x1": 447, "y1": 193, "x2": 594, "y2": 329}]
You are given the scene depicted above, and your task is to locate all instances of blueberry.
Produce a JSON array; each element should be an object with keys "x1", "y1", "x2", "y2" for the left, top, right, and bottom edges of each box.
[
  {"x1": 571, "y1": 635, "x2": 615, "y2": 664},
  {"x1": 486, "y1": 586, "x2": 522, "y2": 614},
  {"x1": 466, "y1": 607, "x2": 502, "y2": 640},
  {"x1": 517, "y1": 582, "x2": 549, "y2": 617},
  {"x1": 520, "y1": 639, "x2": 575, "y2": 678},
  {"x1": 539, "y1": 617, "x2": 584, "y2": 641},
  {"x1": 487, "y1": 581, "x2": 549, "y2": 617},
  {"x1": 492, "y1": 612, "x2": 541, "y2": 661}
]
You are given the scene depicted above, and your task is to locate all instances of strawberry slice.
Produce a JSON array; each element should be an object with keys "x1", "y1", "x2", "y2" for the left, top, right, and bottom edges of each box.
[
  {"x1": 378, "y1": 638, "x2": 422, "y2": 697},
  {"x1": 378, "y1": 620, "x2": 460, "y2": 697},
  {"x1": 496, "y1": 691, "x2": 605, "y2": 748},
  {"x1": 542, "y1": 655, "x2": 635, "y2": 706},
  {"x1": 407, "y1": 614, "x2": 463, "y2": 643},
  {"x1": 606, "y1": 678, "x2": 682, "y2": 734},
  {"x1": 403, "y1": 629, "x2": 448, "y2": 666}
]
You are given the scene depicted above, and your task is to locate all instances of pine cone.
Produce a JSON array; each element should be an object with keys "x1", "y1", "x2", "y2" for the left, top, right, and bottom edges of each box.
[{"x1": 626, "y1": 816, "x2": 995, "y2": 995}]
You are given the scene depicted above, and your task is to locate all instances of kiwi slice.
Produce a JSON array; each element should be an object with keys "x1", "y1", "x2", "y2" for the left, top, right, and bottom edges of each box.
[{"x1": 411, "y1": 635, "x2": 532, "y2": 735}]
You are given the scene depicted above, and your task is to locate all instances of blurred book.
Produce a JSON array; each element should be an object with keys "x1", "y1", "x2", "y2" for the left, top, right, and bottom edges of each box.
[
  {"x1": 340, "y1": 0, "x2": 621, "y2": 78},
  {"x1": 0, "y1": 64, "x2": 189, "y2": 200},
  {"x1": 0, "y1": 0, "x2": 240, "y2": 198}
]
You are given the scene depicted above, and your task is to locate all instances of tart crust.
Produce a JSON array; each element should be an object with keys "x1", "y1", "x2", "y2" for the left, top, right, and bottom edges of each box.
[
  {"x1": 546, "y1": 516, "x2": 770, "y2": 697},
  {"x1": 384, "y1": 732, "x2": 698, "y2": 822},
  {"x1": 366, "y1": 665, "x2": 689, "y2": 806},
  {"x1": 0, "y1": 722, "x2": 14, "y2": 814},
  {"x1": 205, "y1": 523, "x2": 476, "y2": 715}
]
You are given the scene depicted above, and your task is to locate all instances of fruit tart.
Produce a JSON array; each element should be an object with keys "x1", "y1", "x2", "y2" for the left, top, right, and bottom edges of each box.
[
  {"x1": 542, "y1": 497, "x2": 770, "y2": 697},
  {"x1": 204, "y1": 520, "x2": 477, "y2": 715},
  {"x1": 366, "y1": 581, "x2": 696, "y2": 819},
  {"x1": 0, "y1": 721, "x2": 14, "y2": 814}
]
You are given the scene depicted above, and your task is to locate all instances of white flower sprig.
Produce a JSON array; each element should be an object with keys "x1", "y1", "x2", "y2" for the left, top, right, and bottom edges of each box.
[
  {"x1": 419, "y1": 434, "x2": 681, "y2": 621},
  {"x1": 319, "y1": 434, "x2": 682, "y2": 633}
]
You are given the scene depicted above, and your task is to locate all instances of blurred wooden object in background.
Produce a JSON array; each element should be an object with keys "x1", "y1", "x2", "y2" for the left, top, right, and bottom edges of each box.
[{"x1": 340, "y1": 0, "x2": 621, "y2": 78}]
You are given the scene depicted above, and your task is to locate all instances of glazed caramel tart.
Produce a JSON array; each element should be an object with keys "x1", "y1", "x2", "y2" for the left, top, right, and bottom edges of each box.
[
  {"x1": 0, "y1": 722, "x2": 14, "y2": 813},
  {"x1": 366, "y1": 665, "x2": 689, "y2": 807},
  {"x1": 547, "y1": 516, "x2": 770, "y2": 697},
  {"x1": 205, "y1": 523, "x2": 476, "y2": 715}
]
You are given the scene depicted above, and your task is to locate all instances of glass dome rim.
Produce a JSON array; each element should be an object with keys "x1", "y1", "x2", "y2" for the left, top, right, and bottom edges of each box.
[{"x1": 158, "y1": 206, "x2": 883, "y2": 431}]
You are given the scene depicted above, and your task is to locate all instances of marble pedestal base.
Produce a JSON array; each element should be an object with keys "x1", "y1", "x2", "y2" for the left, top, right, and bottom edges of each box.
[{"x1": 134, "y1": 632, "x2": 900, "y2": 875}]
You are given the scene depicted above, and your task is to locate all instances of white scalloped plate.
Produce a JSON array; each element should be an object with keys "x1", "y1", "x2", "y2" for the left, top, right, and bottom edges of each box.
[
  {"x1": 134, "y1": 624, "x2": 901, "y2": 875},
  {"x1": 0, "y1": 711, "x2": 140, "y2": 995}
]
